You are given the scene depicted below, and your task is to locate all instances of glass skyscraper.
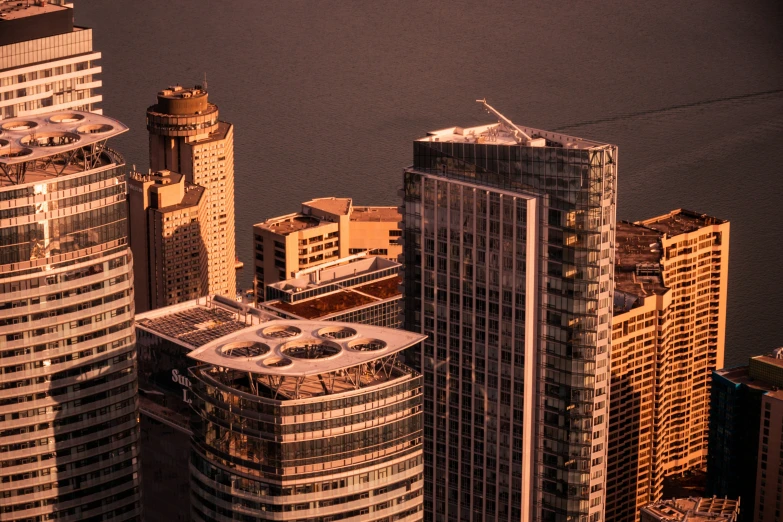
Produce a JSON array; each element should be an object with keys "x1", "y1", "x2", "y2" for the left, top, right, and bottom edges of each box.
[
  {"x1": 402, "y1": 101, "x2": 617, "y2": 522},
  {"x1": 0, "y1": 112, "x2": 141, "y2": 520}
]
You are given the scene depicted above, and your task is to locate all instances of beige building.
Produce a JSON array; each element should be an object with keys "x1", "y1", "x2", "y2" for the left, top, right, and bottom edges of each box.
[
  {"x1": 606, "y1": 209, "x2": 730, "y2": 522},
  {"x1": 640, "y1": 497, "x2": 739, "y2": 522},
  {"x1": 1, "y1": 1, "x2": 102, "y2": 119},
  {"x1": 128, "y1": 169, "x2": 207, "y2": 313},
  {"x1": 147, "y1": 85, "x2": 236, "y2": 301},
  {"x1": 253, "y1": 197, "x2": 401, "y2": 294}
]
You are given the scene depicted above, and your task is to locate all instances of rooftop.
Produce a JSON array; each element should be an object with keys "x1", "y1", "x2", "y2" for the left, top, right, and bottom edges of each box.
[
  {"x1": 163, "y1": 184, "x2": 204, "y2": 213},
  {"x1": 255, "y1": 213, "x2": 326, "y2": 235},
  {"x1": 265, "y1": 277, "x2": 400, "y2": 320},
  {"x1": 265, "y1": 290, "x2": 375, "y2": 320},
  {"x1": 754, "y1": 350, "x2": 783, "y2": 370},
  {"x1": 0, "y1": 111, "x2": 128, "y2": 185},
  {"x1": 350, "y1": 206, "x2": 401, "y2": 222},
  {"x1": 614, "y1": 221, "x2": 667, "y2": 307},
  {"x1": 303, "y1": 197, "x2": 352, "y2": 216},
  {"x1": 148, "y1": 84, "x2": 214, "y2": 117},
  {"x1": 136, "y1": 295, "x2": 274, "y2": 350},
  {"x1": 419, "y1": 101, "x2": 611, "y2": 150},
  {"x1": 714, "y1": 360, "x2": 783, "y2": 399},
  {"x1": 641, "y1": 497, "x2": 739, "y2": 522},
  {"x1": 641, "y1": 209, "x2": 726, "y2": 237},
  {"x1": 269, "y1": 256, "x2": 400, "y2": 293},
  {"x1": 0, "y1": 1, "x2": 65, "y2": 20},
  {"x1": 188, "y1": 319, "x2": 425, "y2": 379}
]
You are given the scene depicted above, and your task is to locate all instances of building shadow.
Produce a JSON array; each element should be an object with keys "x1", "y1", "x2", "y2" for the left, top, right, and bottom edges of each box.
[{"x1": 606, "y1": 374, "x2": 645, "y2": 521}]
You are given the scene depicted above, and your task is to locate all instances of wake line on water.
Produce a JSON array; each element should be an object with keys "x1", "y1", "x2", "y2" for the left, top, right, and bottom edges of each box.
[{"x1": 552, "y1": 88, "x2": 783, "y2": 131}]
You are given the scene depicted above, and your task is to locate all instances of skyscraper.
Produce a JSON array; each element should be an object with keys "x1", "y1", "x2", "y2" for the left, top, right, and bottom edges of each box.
[
  {"x1": 401, "y1": 101, "x2": 617, "y2": 522},
  {"x1": 127, "y1": 169, "x2": 207, "y2": 313},
  {"x1": 0, "y1": 1, "x2": 103, "y2": 119},
  {"x1": 606, "y1": 210, "x2": 729, "y2": 522},
  {"x1": 146, "y1": 84, "x2": 236, "y2": 301},
  {"x1": 186, "y1": 320, "x2": 426, "y2": 521},
  {"x1": 0, "y1": 112, "x2": 141, "y2": 520}
]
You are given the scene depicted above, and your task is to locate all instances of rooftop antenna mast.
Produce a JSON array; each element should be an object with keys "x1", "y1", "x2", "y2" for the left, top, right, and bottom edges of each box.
[
  {"x1": 203, "y1": 72, "x2": 208, "y2": 91},
  {"x1": 476, "y1": 98, "x2": 533, "y2": 145}
]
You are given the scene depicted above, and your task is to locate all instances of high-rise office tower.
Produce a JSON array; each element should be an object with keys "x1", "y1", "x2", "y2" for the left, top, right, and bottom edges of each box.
[
  {"x1": 709, "y1": 349, "x2": 783, "y2": 522},
  {"x1": 127, "y1": 169, "x2": 207, "y2": 313},
  {"x1": 606, "y1": 210, "x2": 729, "y2": 522},
  {"x1": 146, "y1": 84, "x2": 236, "y2": 301},
  {"x1": 401, "y1": 101, "x2": 617, "y2": 522},
  {"x1": 0, "y1": 1, "x2": 103, "y2": 119},
  {"x1": 253, "y1": 197, "x2": 402, "y2": 299},
  {"x1": 0, "y1": 112, "x2": 141, "y2": 520},
  {"x1": 186, "y1": 320, "x2": 426, "y2": 521}
]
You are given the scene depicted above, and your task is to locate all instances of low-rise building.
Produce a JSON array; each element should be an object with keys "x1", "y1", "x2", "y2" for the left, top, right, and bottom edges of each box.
[
  {"x1": 253, "y1": 197, "x2": 401, "y2": 292},
  {"x1": 259, "y1": 255, "x2": 402, "y2": 328},
  {"x1": 640, "y1": 497, "x2": 739, "y2": 522}
]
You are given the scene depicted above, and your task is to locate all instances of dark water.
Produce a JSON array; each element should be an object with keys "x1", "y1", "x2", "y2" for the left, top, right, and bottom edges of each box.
[{"x1": 74, "y1": 0, "x2": 783, "y2": 367}]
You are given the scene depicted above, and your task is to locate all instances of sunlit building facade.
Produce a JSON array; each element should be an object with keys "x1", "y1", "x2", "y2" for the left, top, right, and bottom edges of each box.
[
  {"x1": 606, "y1": 210, "x2": 729, "y2": 522},
  {"x1": 147, "y1": 85, "x2": 236, "y2": 301},
  {"x1": 0, "y1": 112, "x2": 141, "y2": 520},
  {"x1": 253, "y1": 197, "x2": 402, "y2": 297},
  {"x1": 187, "y1": 320, "x2": 426, "y2": 521},
  {"x1": 401, "y1": 101, "x2": 617, "y2": 522}
]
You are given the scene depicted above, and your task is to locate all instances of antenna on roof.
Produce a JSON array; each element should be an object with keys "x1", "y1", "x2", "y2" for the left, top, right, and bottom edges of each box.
[
  {"x1": 203, "y1": 72, "x2": 208, "y2": 92},
  {"x1": 476, "y1": 98, "x2": 533, "y2": 144}
]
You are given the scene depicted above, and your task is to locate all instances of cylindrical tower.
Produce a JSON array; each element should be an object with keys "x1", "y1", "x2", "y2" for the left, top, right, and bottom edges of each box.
[
  {"x1": 186, "y1": 321, "x2": 426, "y2": 522},
  {"x1": 0, "y1": 112, "x2": 141, "y2": 520}
]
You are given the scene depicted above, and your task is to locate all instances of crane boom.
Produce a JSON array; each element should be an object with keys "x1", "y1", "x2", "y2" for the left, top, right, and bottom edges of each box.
[{"x1": 476, "y1": 98, "x2": 533, "y2": 144}]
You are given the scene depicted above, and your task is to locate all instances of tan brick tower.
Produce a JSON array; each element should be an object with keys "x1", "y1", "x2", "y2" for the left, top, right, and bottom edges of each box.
[
  {"x1": 606, "y1": 209, "x2": 730, "y2": 522},
  {"x1": 146, "y1": 85, "x2": 236, "y2": 302}
]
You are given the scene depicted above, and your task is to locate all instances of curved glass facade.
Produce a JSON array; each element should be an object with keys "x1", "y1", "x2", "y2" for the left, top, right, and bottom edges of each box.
[
  {"x1": 188, "y1": 364, "x2": 424, "y2": 521},
  {"x1": 0, "y1": 152, "x2": 141, "y2": 520}
]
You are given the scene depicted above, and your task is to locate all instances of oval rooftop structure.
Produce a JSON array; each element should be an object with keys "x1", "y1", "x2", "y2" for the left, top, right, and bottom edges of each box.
[
  {"x1": 187, "y1": 319, "x2": 426, "y2": 377},
  {"x1": 0, "y1": 111, "x2": 129, "y2": 165}
]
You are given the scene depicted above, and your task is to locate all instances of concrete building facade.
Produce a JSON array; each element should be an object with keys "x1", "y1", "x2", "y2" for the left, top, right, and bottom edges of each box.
[
  {"x1": 186, "y1": 320, "x2": 426, "y2": 521},
  {"x1": 606, "y1": 210, "x2": 729, "y2": 522},
  {"x1": 0, "y1": 112, "x2": 141, "y2": 520},
  {"x1": 1, "y1": 1, "x2": 103, "y2": 120},
  {"x1": 709, "y1": 350, "x2": 783, "y2": 522},
  {"x1": 127, "y1": 169, "x2": 207, "y2": 313},
  {"x1": 253, "y1": 197, "x2": 402, "y2": 296},
  {"x1": 146, "y1": 85, "x2": 236, "y2": 301},
  {"x1": 401, "y1": 101, "x2": 617, "y2": 522}
]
